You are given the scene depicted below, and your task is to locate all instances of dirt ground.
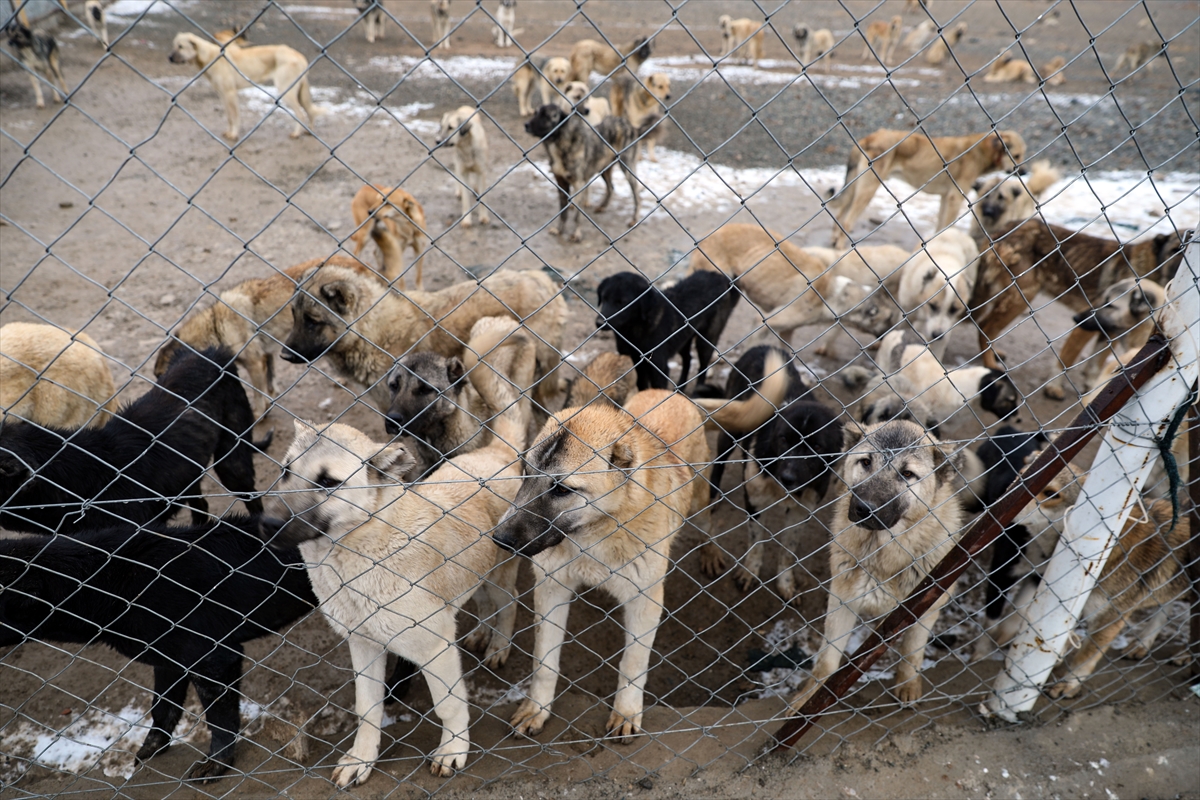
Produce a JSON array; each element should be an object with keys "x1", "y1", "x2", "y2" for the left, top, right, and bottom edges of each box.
[{"x1": 1, "y1": 1, "x2": 1198, "y2": 797}]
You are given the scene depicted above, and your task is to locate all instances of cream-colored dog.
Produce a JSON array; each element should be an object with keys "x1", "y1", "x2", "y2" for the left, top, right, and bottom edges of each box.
[
  {"x1": 793, "y1": 24, "x2": 834, "y2": 72},
  {"x1": 925, "y1": 22, "x2": 966, "y2": 66},
  {"x1": 167, "y1": 31, "x2": 321, "y2": 141},
  {"x1": 436, "y1": 106, "x2": 490, "y2": 228},
  {"x1": 1, "y1": 322, "x2": 117, "y2": 429},
  {"x1": 430, "y1": 0, "x2": 451, "y2": 51},
  {"x1": 719, "y1": 16, "x2": 764, "y2": 65},
  {"x1": 984, "y1": 53, "x2": 1037, "y2": 84},
  {"x1": 862, "y1": 16, "x2": 902, "y2": 64},
  {"x1": 896, "y1": 228, "x2": 980, "y2": 355}
]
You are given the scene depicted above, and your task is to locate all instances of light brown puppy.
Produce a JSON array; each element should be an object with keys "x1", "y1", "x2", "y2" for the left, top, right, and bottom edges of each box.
[
  {"x1": 167, "y1": 32, "x2": 321, "y2": 141},
  {"x1": 1042, "y1": 56, "x2": 1067, "y2": 86},
  {"x1": 828, "y1": 127, "x2": 1027, "y2": 248},
  {"x1": 570, "y1": 36, "x2": 652, "y2": 114},
  {"x1": 1, "y1": 323, "x2": 117, "y2": 429},
  {"x1": 691, "y1": 223, "x2": 899, "y2": 345},
  {"x1": 984, "y1": 53, "x2": 1037, "y2": 84},
  {"x1": 430, "y1": 0, "x2": 451, "y2": 51},
  {"x1": 925, "y1": 22, "x2": 966, "y2": 66},
  {"x1": 862, "y1": 15, "x2": 902, "y2": 64},
  {"x1": 512, "y1": 56, "x2": 572, "y2": 116},
  {"x1": 970, "y1": 159, "x2": 1060, "y2": 239},
  {"x1": 564, "y1": 351, "x2": 637, "y2": 408},
  {"x1": 283, "y1": 263, "x2": 566, "y2": 409},
  {"x1": 618, "y1": 72, "x2": 671, "y2": 162},
  {"x1": 718, "y1": 16, "x2": 764, "y2": 65},
  {"x1": 793, "y1": 24, "x2": 835, "y2": 72},
  {"x1": 788, "y1": 420, "x2": 965, "y2": 713},
  {"x1": 493, "y1": 353, "x2": 789, "y2": 740},
  {"x1": 347, "y1": 184, "x2": 428, "y2": 287}
]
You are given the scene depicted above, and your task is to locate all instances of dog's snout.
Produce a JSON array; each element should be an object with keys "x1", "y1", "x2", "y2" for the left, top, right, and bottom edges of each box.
[
  {"x1": 848, "y1": 487, "x2": 903, "y2": 531},
  {"x1": 384, "y1": 414, "x2": 404, "y2": 436}
]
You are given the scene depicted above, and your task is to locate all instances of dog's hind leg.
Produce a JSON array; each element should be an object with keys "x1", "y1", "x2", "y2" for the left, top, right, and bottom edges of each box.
[
  {"x1": 332, "y1": 634, "x2": 388, "y2": 787},
  {"x1": 48, "y1": 51, "x2": 68, "y2": 102},
  {"x1": 185, "y1": 649, "x2": 244, "y2": 782},
  {"x1": 183, "y1": 478, "x2": 209, "y2": 526},
  {"x1": 220, "y1": 87, "x2": 241, "y2": 142},
  {"x1": 620, "y1": 160, "x2": 640, "y2": 228},
  {"x1": 553, "y1": 174, "x2": 580, "y2": 241},
  {"x1": 28, "y1": 72, "x2": 46, "y2": 109},
  {"x1": 136, "y1": 665, "x2": 190, "y2": 763},
  {"x1": 463, "y1": 554, "x2": 518, "y2": 669},
  {"x1": 735, "y1": 478, "x2": 769, "y2": 593},
  {"x1": 592, "y1": 166, "x2": 616, "y2": 213}
]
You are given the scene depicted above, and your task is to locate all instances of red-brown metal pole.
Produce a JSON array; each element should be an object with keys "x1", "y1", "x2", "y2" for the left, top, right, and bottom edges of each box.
[
  {"x1": 1188, "y1": 400, "x2": 1199, "y2": 678},
  {"x1": 773, "y1": 334, "x2": 1173, "y2": 752}
]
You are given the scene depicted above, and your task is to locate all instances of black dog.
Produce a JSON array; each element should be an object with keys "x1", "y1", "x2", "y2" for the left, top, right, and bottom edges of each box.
[
  {"x1": 595, "y1": 270, "x2": 739, "y2": 391},
  {"x1": 0, "y1": 515, "x2": 417, "y2": 782},
  {"x1": 0, "y1": 347, "x2": 265, "y2": 534}
]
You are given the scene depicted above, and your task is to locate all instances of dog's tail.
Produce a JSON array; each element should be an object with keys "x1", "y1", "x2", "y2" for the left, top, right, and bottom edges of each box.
[
  {"x1": 1024, "y1": 159, "x2": 1060, "y2": 198},
  {"x1": 695, "y1": 349, "x2": 788, "y2": 434},
  {"x1": 462, "y1": 317, "x2": 535, "y2": 456}
]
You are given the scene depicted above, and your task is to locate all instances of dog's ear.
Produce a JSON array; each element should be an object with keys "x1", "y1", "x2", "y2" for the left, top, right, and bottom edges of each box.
[
  {"x1": 291, "y1": 418, "x2": 319, "y2": 445},
  {"x1": 609, "y1": 440, "x2": 636, "y2": 472},
  {"x1": 446, "y1": 356, "x2": 465, "y2": 385},
  {"x1": 842, "y1": 422, "x2": 866, "y2": 451},
  {"x1": 0, "y1": 454, "x2": 31, "y2": 481},
  {"x1": 319, "y1": 280, "x2": 355, "y2": 315},
  {"x1": 369, "y1": 443, "x2": 417, "y2": 483}
]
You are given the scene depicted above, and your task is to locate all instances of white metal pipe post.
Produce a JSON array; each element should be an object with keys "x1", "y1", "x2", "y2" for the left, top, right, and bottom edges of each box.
[{"x1": 984, "y1": 235, "x2": 1199, "y2": 721}]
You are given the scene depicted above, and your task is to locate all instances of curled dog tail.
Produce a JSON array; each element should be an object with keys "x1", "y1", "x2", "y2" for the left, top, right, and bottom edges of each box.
[
  {"x1": 1024, "y1": 160, "x2": 1061, "y2": 198},
  {"x1": 695, "y1": 348, "x2": 788, "y2": 434},
  {"x1": 461, "y1": 317, "x2": 535, "y2": 457}
]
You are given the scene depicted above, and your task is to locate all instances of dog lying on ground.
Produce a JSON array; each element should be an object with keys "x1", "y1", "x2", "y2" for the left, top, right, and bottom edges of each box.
[
  {"x1": 282, "y1": 262, "x2": 566, "y2": 409},
  {"x1": 512, "y1": 56, "x2": 572, "y2": 116},
  {"x1": 971, "y1": 159, "x2": 1060, "y2": 239},
  {"x1": 829, "y1": 128, "x2": 1026, "y2": 248},
  {"x1": 861, "y1": 15, "x2": 902, "y2": 64},
  {"x1": 563, "y1": 351, "x2": 638, "y2": 408},
  {"x1": 355, "y1": 0, "x2": 384, "y2": 43},
  {"x1": 614, "y1": 72, "x2": 670, "y2": 162},
  {"x1": 167, "y1": 32, "x2": 321, "y2": 141},
  {"x1": 708, "y1": 346, "x2": 843, "y2": 600},
  {"x1": 719, "y1": 16, "x2": 764, "y2": 65},
  {"x1": 0, "y1": 516, "x2": 318, "y2": 782},
  {"x1": 1042, "y1": 56, "x2": 1067, "y2": 86},
  {"x1": 787, "y1": 419, "x2": 966, "y2": 712},
  {"x1": 793, "y1": 24, "x2": 834, "y2": 72},
  {"x1": 968, "y1": 219, "x2": 1186, "y2": 399},
  {"x1": 1, "y1": 348, "x2": 264, "y2": 534},
  {"x1": 525, "y1": 103, "x2": 639, "y2": 242},
  {"x1": 1072, "y1": 277, "x2": 1166, "y2": 393},
  {"x1": 384, "y1": 316, "x2": 536, "y2": 473},
  {"x1": 1116, "y1": 40, "x2": 1162, "y2": 76},
  {"x1": 430, "y1": 0, "x2": 451, "y2": 50},
  {"x1": 493, "y1": 351, "x2": 790, "y2": 740},
  {"x1": 925, "y1": 22, "x2": 967, "y2": 66},
  {"x1": 690, "y1": 222, "x2": 899, "y2": 346},
  {"x1": 436, "y1": 106, "x2": 490, "y2": 228},
  {"x1": 984, "y1": 52, "x2": 1037, "y2": 84},
  {"x1": 348, "y1": 184, "x2": 428, "y2": 286},
  {"x1": 595, "y1": 270, "x2": 739, "y2": 391},
  {"x1": 895, "y1": 228, "x2": 980, "y2": 356},
  {"x1": 4, "y1": 19, "x2": 68, "y2": 108},
  {"x1": 155, "y1": 255, "x2": 375, "y2": 417},
  {"x1": 264, "y1": 377, "x2": 528, "y2": 783},
  {"x1": 84, "y1": 0, "x2": 108, "y2": 47},
  {"x1": 2, "y1": 322, "x2": 118, "y2": 429},
  {"x1": 493, "y1": 0, "x2": 518, "y2": 48}
]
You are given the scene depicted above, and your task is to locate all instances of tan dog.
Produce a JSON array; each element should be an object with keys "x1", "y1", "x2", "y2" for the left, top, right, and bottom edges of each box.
[
  {"x1": 718, "y1": 16, "x2": 764, "y2": 65},
  {"x1": 348, "y1": 184, "x2": 428, "y2": 287},
  {"x1": 968, "y1": 220, "x2": 1185, "y2": 399},
  {"x1": 493, "y1": 0, "x2": 518, "y2": 48},
  {"x1": 436, "y1": 106, "x2": 490, "y2": 228},
  {"x1": 430, "y1": 0, "x2": 451, "y2": 51},
  {"x1": 282, "y1": 263, "x2": 565, "y2": 409},
  {"x1": 570, "y1": 36, "x2": 652, "y2": 114},
  {"x1": 895, "y1": 228, "x2": 980, "y2": 354},
  {"x1": 793, "y1": 24, "x2": 834, "y2": 72},
  {"x1": 903, "y1": 19, "x2": 935, "y2": 55},
  {"x1": 788, "y1": 419, "x2": 965, "y2": 713},
  {"x1": 925, "y1": 22, "x2": 966, "y2": 66},
  {"x1": 828, "y1": 127, "x2": 1027, "y2": 248},
  {"x1": 154, "y1": 255, "x2": 374, "y2": 416},
  {"x1": 984, "y1": 53, "x2": 1037, "y2": 84},
  {"x1": 1074, "y1": 277, "x2": 1166, "y2": 394},
  {"x1": 970, "y1": 159, "x2": 1060, "y2": 238},
  {"x1": 84, "y1": 0, "x2": 108, "y2": 48},
  {"x1": 266, "y1": 377, "x2": 525, "y2": 783},
  {"x1": 512, "y1": 56, "x2": 572, "y2": 116},
  {"x1": 1042, "y1": 56, "x2": 1067, "y2": 86},
  {"x1": 1116, "y1": 40, "x2": 1161, "y2": 75},
  {"x1": 1, "y1": 323, "x2": 117, "y2": 429},
  {"x1": 619, "y1": 72, "x2": 671, "y2": 161},
  {"x1": 862, "y1": 15, "x2": 902, "y2": 64},
  {"x1": 493, "y1": 353, "x2": 789, "y2": 739},
  {"x1": 563, "y1": 351, "x2": 637, "y2": 408},
  {"x1": 167, "y1": 32, "x2": 321, "y2": 142},
  {"x1": 691, "y1": 223, "x2": 899, "y2": 345}
]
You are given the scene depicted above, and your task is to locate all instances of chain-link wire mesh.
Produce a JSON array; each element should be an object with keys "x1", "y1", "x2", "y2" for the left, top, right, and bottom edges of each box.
[{"x1": 1, "y1": 0, "x2": 1197, "y2": 795}]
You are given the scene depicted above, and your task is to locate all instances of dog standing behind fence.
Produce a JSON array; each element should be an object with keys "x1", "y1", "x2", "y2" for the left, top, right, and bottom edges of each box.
[
  {"x1": 718, "y1": 16, "x2": 764, "y2": 65},
  {"x1": 4, "y1": 19, "x2": 68, "y2": 108},
  {"x1": 493, "y1": 0, "x2": 518, "y2": 48},
  {"x1": 430, "y1": 0, "x2": 451, "y2": 50},
  {"x1": 793, "y1": 24, "x2": 834, "y2": 72},
  {"x1": 354, "y1": 0, "x2": 384, "y2": 43},
  {"x1": 436, "y1": 106, "x2": 490, "y2": 228},
  {"x1": 84, "y1": 0, "x2": 108, "y2": 47}
]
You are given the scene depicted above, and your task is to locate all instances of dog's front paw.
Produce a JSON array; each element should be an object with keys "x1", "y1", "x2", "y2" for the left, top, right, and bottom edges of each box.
[
  {"x1": 1121, "y1": 643, "x2": 1150, "y2": 660},
  {"x1": 332, "y1": 755, "x2": 374, "y2": 788},
  {"x1": 135, "y1": 730, "x2": 172, "y2": 763},
  {"x1": 1043, "y1": 381, "x2": 1066, "y2": 401},
  {"x1": 892, "y1": 677, "x2": 924, "y2": 705},
  {"x1": 461, "y1": 218, "x2": 473, "y2": 229},
  {"x1": 511, "y1": 699, "x2": 550, "y2": 737},
  {"x1": 787, "y1": 680, "x2": 819, "y2": 714},
  {"x1": 222, "y1": 131, "x2": 238, "y2": 143},
  {"x1": 699, "y1": 543, "x2": 728, "y2": 578},
  {"x1": 429, "y1": 739, "x2": 468, "y2": 777},
  {"x1": 775, "y1": 569, "x2": 798, "y2": 603},
  {"x1": 568, "y1": 230, "x2": 583, "y2": 243},
  {"x1": 463, "y1": 623, "x2": 489, "y2": 654},
  {"x1": 1046, "y1": 679, "x2": 1081, "y2": 700},
  {"x1": 733, "y1": 565, "x2": 758, "y2": 593},
  {"x1": 604, "y1": 710, "x2": 642, "y2": 742},
  {"x1": 185, "y1": 757, "x2": 232, "y2": 783}
]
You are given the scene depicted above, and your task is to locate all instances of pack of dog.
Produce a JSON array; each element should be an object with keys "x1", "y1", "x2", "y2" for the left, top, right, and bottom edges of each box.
[
  {"x1": 0, "y1": 347, "x2": 264, "y2": 534},
  {"x1": 512, "y1": 56, "x2": 572, "y2": 116},
  {"x1": 595, "y1": 270, "x2": 739, "y2": 392},
  {"x1": 569, "y1": 35, "x2": 652, "y2": 114}
]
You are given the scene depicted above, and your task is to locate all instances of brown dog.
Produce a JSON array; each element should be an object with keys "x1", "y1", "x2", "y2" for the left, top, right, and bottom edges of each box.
[
  {"x1": 969, "y1": 220, "x2": 1186, "y2": 399},
  {"x1": 348, "y1": 184, "x2": 428, "y2": 286},
  {"x1": 570, "y1": 36, "x2": 652, "y2": 114},
  {"x1": 617, "y1": 72, "x2": 671, "y2": 161},
  {"x1": 984, "y1": 53, "x2": 1037, "y2": 84},
  {"x1": 564, "y1": 351, "x2": 637, "y2": 408},
  {"x1": 861, "y1": 15, "x2": 902, "y2": 64},
  {"x1": 1042, "y1": 56, "x2": 1067, "y2": 86},
  {"x1": 829, "y1": 127, "x2": 1027, "y2": 247},
  {"x1": 719, "y1": 16, "x2": 764, "y2": 65}
]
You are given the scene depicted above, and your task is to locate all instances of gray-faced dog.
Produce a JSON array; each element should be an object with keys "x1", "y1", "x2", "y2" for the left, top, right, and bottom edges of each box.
[
  {"x1": 525, "y1": 103, "x2": 639, "y2": 242},
  {"x1": 787, "y1": 419, "x2": 966, "y2": 713}
]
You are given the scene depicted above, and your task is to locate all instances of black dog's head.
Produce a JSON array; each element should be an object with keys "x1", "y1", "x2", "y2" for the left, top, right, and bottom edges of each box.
[
  {"x1": 525, "y1": 104, "x2": 568, "y2": 139},
  {"x1": 979, "y1": 369, "x2": 1021, "y2": 419},
  {"x1": 4, "y1": 20, "x2": 33, "y2": 49},
  {"x1": 595, "y1": 272, "x2": 654, "y2": 333},
  {"x1": 0, "y1": 445, "x2": 33, "y2": 505},
  {"x1": 759, "y1": 401, "x2": 843, "y2": 502}
]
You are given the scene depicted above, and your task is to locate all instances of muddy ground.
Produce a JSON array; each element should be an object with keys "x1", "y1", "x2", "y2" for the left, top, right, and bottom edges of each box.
[{"x1": 1, "y1": 1, "x2": 1198, "y2": 797}]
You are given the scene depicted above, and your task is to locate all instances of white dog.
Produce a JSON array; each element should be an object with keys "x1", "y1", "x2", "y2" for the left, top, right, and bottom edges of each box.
[
  {"x1": 493, "y1": 0, "x2": 518, "y2": 48},
  {"x1": 436, "y1": 106, "x2": 490, "y2": 228},
  {"x1": 896, "y1": 228, "x2": 980, "y2": 356}
]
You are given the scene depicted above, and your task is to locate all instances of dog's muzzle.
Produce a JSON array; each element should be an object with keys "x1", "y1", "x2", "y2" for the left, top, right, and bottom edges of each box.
[
  {"x1": 848, "y1": 493, "x2": 903, "y2": 531},
  {"x1": 1072, "y1": 308, "x2": 1107, "y2": 333}
]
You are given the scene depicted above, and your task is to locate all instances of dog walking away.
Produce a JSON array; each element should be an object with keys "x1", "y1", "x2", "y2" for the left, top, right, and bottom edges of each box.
[
  {"x1": 436, "y1": 106, "x2": 490, "y2": 228},
  {"x1": 511, "y1": 56, "x2": 571, "y2": 116},
  {"x1": 2, "y1": 322, "x2": 118, "y2": 429},
  {"x1": 793, "y1": 24, "x2": 834, "y2": 72},
  {"x1": 430, "y1": 0, "x2": 451, "y2": 50},
  {"x1": 971, "y1": 159, "x2": 1060, "y2": 239},
  {"x1": 0, "y1": 347, "x2": 264, "y2": 534},
  {"x1": 719, "y1": 16, "x2": 764, "y2": 66},
  {"x1": 968, "y1": 219, "x2": 1186, "y2": 399},
  {"x1": 861, "y1": 15, "x2": 902, "y2": 64},
  {"x1": 595, "y1": 270, "x2": 738, "y2": 391},
  {"x1": 690, "y1": 222, "x2": 899, "y2": 345},
  {"x1": 493, "y1": 351, "x2": 790, "y2": 740},
  {"x1": 787, "y1": 419, "x2": 966, "y2": 713},
  {"x1": 84, "y1": 0, "x2": 109, "y2": 47},
  {"x1": 167, "y1": 31, "x2": 321, "y2": 141},
  {"x1": 708, "y1": 346, "x2": 843, "y2": 600},
  {"x1": 348, "y1": 184, "x2": 428, "y2": 286},
  {"x1": 282, "y1": 262, "x2": 566, "y2": 409},
  {"x1": 0, "y1": 516, "x2": 316, "y2": 782},
  {"x1": 829, "y1": 127, "x2": 1026, "y2": 248},
  {"x1": 525, "y1": 103, "x2": 639, "y2": 242},
  {"x1": 493, "y1": 0, "x2": 517, "y2": 48},
  {"x1": 355, "y1": 0, "x2": 385, "y2": 43},
  {"x1": 264, "y1": 365, "x2": 530, "y2": 783},
  {"x1": 925, "y1": 21, "x2": 966, "y2": 66},
  {"x1": 5, "y1": 19, "x2": 68, "y2": 108}
]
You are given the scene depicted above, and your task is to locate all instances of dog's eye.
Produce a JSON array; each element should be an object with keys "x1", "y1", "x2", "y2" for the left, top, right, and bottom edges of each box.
[
  {"x1": 305, "y1": 315, "x2": 323, "y2": 328},
  {"x1": 901, "y1": 469, "x2": 917, "y2": 480},
  {"x1": 1042, "y1": 489, "x2": 1059, "y2": 502},
  {"x1": 551, "y1": 482, "x2": 573, "y2": 498},
  {"x1": 415, "y1": 381, "x2": 435, "y2": 395},
  {"x1": 315, "y1": 475, "x2": 342, "y2": 490},
  {"x1": 868, "y1": 307, "x2": 878, "y2": 316},
  {"x1": 857, "y1": 457, "x2": 872, "y2": 469}
]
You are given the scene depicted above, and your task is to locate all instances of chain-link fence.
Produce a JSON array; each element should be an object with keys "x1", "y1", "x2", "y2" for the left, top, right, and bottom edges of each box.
[{"x1": 1, "y1": 0, "x2": 1197, "y2": 796}]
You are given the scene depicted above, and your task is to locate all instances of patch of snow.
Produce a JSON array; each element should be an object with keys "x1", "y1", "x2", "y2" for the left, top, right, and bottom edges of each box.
[
  {"x1": 368, "y1": 55, "x2": 519, "y2": 83},
  {"x1": 471, "y1": 677, "x2": 530, "y2": 707},
  {"x1": 279, "y1": 4, "x2": 358, "y2": 16},
  {"x1": 106, "y1": 0, "x2": 187, "y2": 20}
]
